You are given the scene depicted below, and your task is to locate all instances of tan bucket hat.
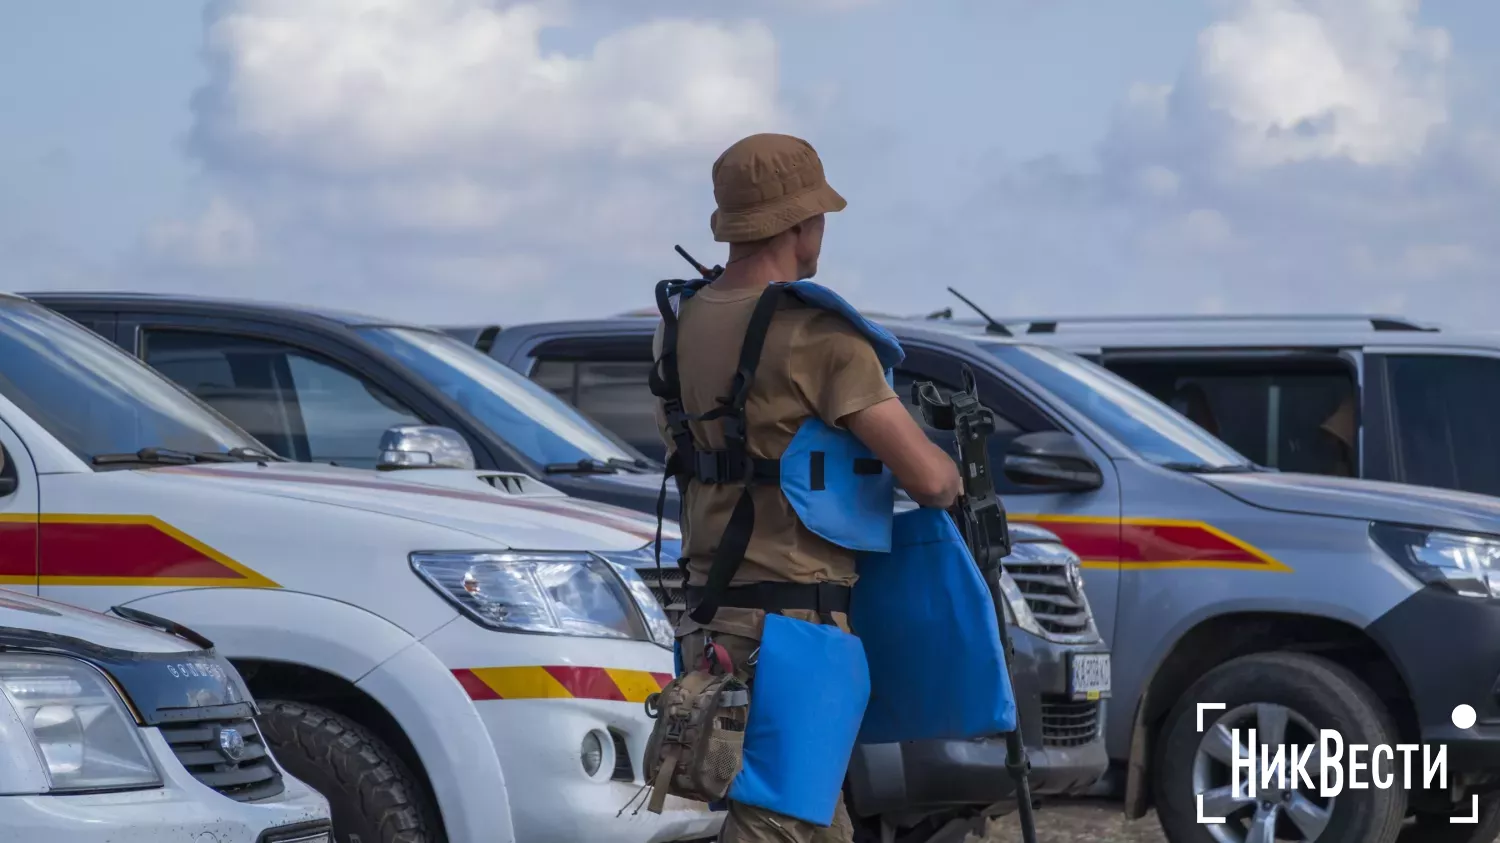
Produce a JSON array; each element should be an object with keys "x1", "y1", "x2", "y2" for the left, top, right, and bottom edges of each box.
[{"x1": 709, "y1": 133, "x2": 847, "y2": 243}]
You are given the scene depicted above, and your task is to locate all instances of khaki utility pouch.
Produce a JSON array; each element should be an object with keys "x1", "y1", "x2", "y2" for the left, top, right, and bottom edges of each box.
[{"x1": 641, "y1": 668, "x2": 750, "y2": 813}]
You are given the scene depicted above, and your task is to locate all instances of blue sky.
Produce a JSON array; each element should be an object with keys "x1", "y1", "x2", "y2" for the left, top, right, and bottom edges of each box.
[{"x1": 4, "y1": 0, "x2": 1499, "y2": 329}]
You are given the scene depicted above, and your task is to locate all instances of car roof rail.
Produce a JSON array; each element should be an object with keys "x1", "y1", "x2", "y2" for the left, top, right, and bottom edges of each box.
[{"x1": 987, "y1": 313, "x2": 1441, "y2": 334}]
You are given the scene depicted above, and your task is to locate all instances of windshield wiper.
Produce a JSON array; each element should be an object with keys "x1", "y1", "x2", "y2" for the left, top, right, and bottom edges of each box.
[
  {"x1": 544, "y1": 458, "x2": 623, "y2": 475},
  {"x1": 1158, "y1": 462, "x2": 1259, "y2": 474},
  {"x1": 92, "y1": 447, "x2": 203, "y2": 467},
  {"x1": 92, "y1": 446, "x2": 276, "y2": 467}
]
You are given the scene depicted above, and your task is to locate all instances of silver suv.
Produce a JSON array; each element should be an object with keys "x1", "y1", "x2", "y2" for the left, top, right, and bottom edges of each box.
[
  {"x1": 927, "y1": 311, "x2": 1500, "y2": 501},
  {"x1": 460, "y1": 314, "x2": 1500, "y2": 843}
]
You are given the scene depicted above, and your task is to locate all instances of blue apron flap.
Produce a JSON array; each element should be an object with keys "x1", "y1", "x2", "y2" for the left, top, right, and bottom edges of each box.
[
  {"x1": 729, "y1": 613, "x2": 871, "y2": 826},
  {"x1": 852, "y1": 507, "x2": 1017, "y2": 745},
  {"x1": 780, "y1": 418, "x2": 894, "y2": 554},
  {"x1": 782, "y1": 281, "x2": 905, "y2": 371}
]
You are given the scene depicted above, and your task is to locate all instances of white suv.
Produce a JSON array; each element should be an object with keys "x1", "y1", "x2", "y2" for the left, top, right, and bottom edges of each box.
[
  {"x1": 0, "y1": 293, "x2": 716, "y2": 843},
  {"x1": 0, "y1": 590, "x2": 331, "y2": 842}
]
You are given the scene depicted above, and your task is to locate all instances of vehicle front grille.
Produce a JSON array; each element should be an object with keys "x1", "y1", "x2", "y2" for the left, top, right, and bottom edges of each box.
[
  {"x1": 1040, "y1": 697, "x2": 1100, "y2": 748},
  {"x1": 1000, "y1": 552, "x2": 1092, "y2": 638},
  {"x1": 638, "y1": 566, "x2": 687, "y2": 625},
  {"x1": 159, "y1": 715, "x2": 285, "y2": 802}
]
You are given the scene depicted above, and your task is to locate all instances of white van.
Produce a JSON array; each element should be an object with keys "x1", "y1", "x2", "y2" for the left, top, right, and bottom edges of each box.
[
  {"x1": 0, "y1": 590, "x2": 331, "y2": 842},
  {"x1": 0, "y1": 294, "x2": 716, "y2": 843}
]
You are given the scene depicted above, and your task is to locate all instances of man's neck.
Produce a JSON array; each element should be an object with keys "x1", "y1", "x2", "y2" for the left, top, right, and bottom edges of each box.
[{"x1": 711, "y1": 252, "x2": 797, "y2": 292}]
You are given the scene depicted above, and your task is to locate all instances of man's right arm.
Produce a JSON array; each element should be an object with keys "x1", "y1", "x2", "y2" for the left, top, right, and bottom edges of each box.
[{"x1": 844, "y1": 398, "x2": 962, "y2": 510}]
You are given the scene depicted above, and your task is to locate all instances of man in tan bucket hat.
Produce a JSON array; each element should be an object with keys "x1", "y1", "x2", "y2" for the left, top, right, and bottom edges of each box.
[{"x1": 645, "y1": 134, "x2": 962, "y2": 842}]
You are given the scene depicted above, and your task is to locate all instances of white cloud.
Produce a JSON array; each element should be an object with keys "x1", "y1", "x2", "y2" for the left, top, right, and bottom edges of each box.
[
  {"x1": 1195, "y1": 0, "x2": 1449, "y2": 167},
  {"x1": 197, "y1": 0, "x2": 778, "y2": 170},
  {"x1": 172, "y1": 0, "x2": 785, "y2": 321}
]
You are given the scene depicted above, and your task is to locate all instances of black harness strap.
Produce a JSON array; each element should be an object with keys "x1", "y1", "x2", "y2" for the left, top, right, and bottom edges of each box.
[{"x1": 688, "y1": 285, "x2": 788, "y2": 625}]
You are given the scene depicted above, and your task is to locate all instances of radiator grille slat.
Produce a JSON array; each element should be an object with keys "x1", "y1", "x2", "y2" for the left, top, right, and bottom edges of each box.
[{"x1": 159, "y1": 715, "x2": 285, "y2": 803}]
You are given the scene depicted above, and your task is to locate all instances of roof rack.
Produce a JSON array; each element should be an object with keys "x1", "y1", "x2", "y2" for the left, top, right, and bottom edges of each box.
[{"x1": 994, "y1": 314, "x2": 1440, "y2": 335}]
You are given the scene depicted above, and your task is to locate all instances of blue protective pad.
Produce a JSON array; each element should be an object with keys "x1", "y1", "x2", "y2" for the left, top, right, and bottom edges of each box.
[
  {"x1": 779, "y1": 418, "x2": 894, "y2": 554},
  {"x1": 852, "y1": 507, "x2": 1017, "y2": 745},
  {"x1": 729, "y1": 613, "x2": 871, "y2": 826}
]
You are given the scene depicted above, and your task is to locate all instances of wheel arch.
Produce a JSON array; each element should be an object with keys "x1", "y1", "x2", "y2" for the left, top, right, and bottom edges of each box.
[{"x1": 1122, "y1": 610, "x2": 1417, "y2": 819}]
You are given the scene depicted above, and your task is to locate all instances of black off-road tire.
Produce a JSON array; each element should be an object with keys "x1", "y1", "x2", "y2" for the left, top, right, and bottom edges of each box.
[
  {"x1": 259, "y1": 699, "x2": 441, "y2": 843},
  {"x1": 1153, "y1": 652, "x2": 1407, "y2": 843},
  {"x1": 1404, "y1": 794, "x2": 1500, "y2": 842}
]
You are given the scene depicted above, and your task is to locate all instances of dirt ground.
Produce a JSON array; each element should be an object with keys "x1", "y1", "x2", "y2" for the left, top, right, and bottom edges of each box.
[{"x1": 972, "y1": 800, "x2": 1165, "y2": 843}]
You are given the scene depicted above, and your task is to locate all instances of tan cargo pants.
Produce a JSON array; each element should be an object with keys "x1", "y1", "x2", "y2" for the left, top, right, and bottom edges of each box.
[{"x1": 681, "y1": 629, "x2": 856, "y2": 843}]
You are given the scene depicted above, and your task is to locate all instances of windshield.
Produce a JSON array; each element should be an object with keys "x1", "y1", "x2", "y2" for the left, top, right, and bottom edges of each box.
[
  {"x1": 356, "y1": 327, "x2": 648, "y2": 469},
  {"x1": 985, "y1": 344, "x2": 1254, "y2": 470},
  {"x1": 0, "y1": 300, "x2": 263, "y2": 464}
]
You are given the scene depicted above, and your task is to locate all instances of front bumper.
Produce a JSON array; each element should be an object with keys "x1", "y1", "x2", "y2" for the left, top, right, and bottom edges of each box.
[
  {"x1": 423, "y1": 621, "x2": 722, "y2": 843},
  {"x1": 0, "y1": 729, "x2": 330, "y2": 843},
  {"x1": 1368, "y1": 585, "x2": 1500, "y2": 787},
  {"x1": 475, "y1": 698, "x2": 721, "y2": 843},
  {"x1": 846, "y1": 628, "x2": 1109, "y2": 818}
]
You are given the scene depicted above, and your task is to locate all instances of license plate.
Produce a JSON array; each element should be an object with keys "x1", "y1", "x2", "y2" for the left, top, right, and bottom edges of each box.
[{"x1": 1068, "y1": 653, "x2": 1111, "y2": 701}]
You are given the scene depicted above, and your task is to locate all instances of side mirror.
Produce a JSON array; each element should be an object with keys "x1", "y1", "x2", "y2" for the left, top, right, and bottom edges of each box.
[
  {"x1": 1003, "y1": 432, "x2": 1104, "y2": 492},
  {"x1": 377, "y1": 425, "x2": 476, "y2": 471}
]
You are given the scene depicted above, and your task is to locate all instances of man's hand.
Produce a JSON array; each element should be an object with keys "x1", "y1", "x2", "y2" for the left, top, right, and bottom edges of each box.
[{"x1": 844, "y1": 397, "x2": 962, "y2": 509}]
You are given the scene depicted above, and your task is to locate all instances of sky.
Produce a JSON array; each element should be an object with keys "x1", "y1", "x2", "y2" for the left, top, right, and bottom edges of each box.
[{"x1": 3, "y1": 0, "x2": 1499, "y2": 330}]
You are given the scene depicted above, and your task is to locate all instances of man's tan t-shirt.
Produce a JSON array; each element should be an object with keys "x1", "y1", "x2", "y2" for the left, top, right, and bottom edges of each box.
[{"x1": 653, "y1": 283, "x2": 898, "y2": 641}]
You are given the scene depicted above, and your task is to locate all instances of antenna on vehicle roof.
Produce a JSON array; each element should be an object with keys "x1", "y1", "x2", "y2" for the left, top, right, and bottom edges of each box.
[
  {"x1": 947, "y1": 287, "x2": 1012, "y2": 336},
  {"x1": 674, "y1": 245, "x2": 724, "y2": 281}
]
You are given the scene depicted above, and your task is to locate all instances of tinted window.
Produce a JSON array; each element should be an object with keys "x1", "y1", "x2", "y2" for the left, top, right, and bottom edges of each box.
[
  {"x1": 145, "y1": 331, "x2": 424, "y2": 469},
  {"x1": 1387, "y1": 355, "x2": 1500, "y2": 497},
  {"x1": 355, "y1": 328, "x2": 649, "y2": 469},
  {"x1": 1107, "y1": 362, "x2": 1357, "y2": 476},
  {"x1": 532, "y1": 358, "x2": 665, "y2": 462},
  {"x1": 891, "y1": 368, "x2": 1044, "y2": 495},
  {"x1": 986, "y1": 344, "x2": 1254, "y2": 471},
  {"x1": 0, "y1": 302, "x2": 260, "y2": 463}
]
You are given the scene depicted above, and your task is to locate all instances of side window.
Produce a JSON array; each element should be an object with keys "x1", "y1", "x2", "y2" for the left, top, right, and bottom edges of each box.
[
  {"x1": 891, "y1": 368, "x2": 1039, "y2": 494},
  {"x1": 1107, "y1": 361, "x2": 1358, "y2": 476},
  {"x1": 1386, "y1": 355, "x2": 1500, "y2": 497},
  {"x1": 575, "y1": 361, "x2": 661, "y2": 461},
  {"x1": 0, "y1": 446, "x2": 16, "y2": 498},
  {"x1": 529, "y1": 359, "x2": 577, "y2": 403},
  {"x1": 530, "y1": 356, "x2": 666, "y2": 463},
  {"x1": 144, "y1": 330, "x2": 425, "y2": 469}
]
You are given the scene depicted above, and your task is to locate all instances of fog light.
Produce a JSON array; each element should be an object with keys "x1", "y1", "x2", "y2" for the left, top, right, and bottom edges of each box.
[{"x1": 582, "y1": 731, "x2": 604, "y2": 777}]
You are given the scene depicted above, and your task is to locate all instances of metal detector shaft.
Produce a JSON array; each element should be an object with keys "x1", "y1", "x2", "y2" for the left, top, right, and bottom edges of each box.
[{"x1": 913, "y1": 371, "x2": 1039, "y2": 843}]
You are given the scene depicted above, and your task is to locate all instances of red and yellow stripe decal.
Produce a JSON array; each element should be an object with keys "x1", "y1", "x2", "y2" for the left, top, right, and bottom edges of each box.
[
  {"x1": 1012, "y1": 514, "x2": 1291, "y2": 573},
  {"x1": 454, "y1": 666, "x2": 673, "y2": 703},
  {"x1": 0, "y1": 513, "x2": 278, "y2": 588}
]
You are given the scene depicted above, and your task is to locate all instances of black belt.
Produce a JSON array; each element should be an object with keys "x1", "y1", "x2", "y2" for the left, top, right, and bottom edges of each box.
[{"x1": 684, "y1": 582, "x2": 851, "y2": 616}]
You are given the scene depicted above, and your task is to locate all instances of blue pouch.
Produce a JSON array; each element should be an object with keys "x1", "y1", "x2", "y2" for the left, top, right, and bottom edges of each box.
[
  {"x1": 852, "y1": 507, "x2": 1016, "y2": 745},
  {"x1": 729, "y1": 613, "x2": 871, "y2": 826}
]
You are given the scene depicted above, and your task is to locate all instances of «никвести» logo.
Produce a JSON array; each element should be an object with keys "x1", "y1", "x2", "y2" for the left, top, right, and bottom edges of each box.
[{"x1": 1194, "y1": 702, "x2": 1483, "y2": 826}]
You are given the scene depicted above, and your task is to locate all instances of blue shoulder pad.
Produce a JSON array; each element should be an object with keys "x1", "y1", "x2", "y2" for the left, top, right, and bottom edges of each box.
[
  {"x1": 852, "y1": 507, "x2": 1016, "y2": 744},
  {"x1": 782, "y1": 281, "x2": 904, "y2": 371}
]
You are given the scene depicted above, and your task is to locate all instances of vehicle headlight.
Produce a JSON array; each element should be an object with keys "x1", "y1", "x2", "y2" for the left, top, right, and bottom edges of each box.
[
  {"x1": 1371, "y1": 524, "x2": 1500, "y2": 599},
  {"x1": 412, "y1": 551, "x2": 668, "y2": 645},
  {"x1": 0, "y1": 655, "x2": 161, "y2": 793}
]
